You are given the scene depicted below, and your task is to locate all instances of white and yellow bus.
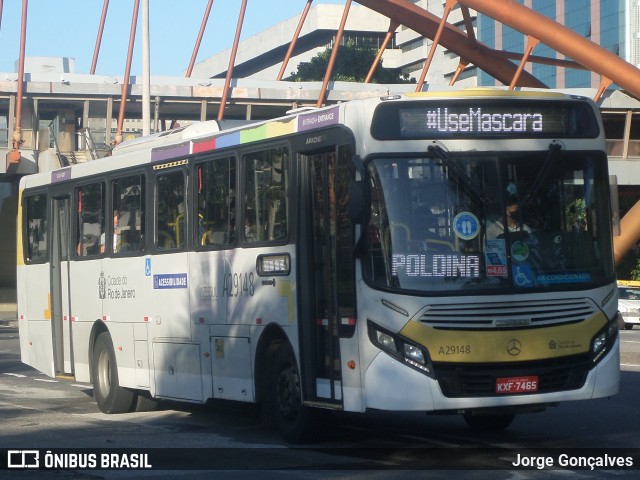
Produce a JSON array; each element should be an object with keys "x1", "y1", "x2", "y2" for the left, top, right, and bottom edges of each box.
[{"x1": 17, "y1": 90, "x2": 620, "y2": 441}]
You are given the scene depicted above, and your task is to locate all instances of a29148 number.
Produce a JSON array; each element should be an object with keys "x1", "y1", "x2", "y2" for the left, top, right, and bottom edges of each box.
[
  {"x1": 438, "y1": 344, "x2": 471, "y2": 355},
  {"x1": 223, "y1": 272, "x2": 255, "y2": 297}
]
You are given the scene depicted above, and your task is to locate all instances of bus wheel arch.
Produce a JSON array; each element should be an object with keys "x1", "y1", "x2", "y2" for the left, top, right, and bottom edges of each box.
[
  {"x1": 254, "y1": 323, "x2": 290, "y2": 405},
  {"x1": 91, "y1": 326, "x2": 136, "y2": 414},
  {"x1": 254, "y1": 324, "x2": 317, "y2": 443}
]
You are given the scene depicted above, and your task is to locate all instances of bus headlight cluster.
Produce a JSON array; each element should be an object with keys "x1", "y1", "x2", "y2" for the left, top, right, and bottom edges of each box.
[
  {"x1": 368, "y1": 320, "x2": 434, "y2": 377},
  {"x1": 591, "y1": 317, "x2": 619, "y2": 364}
]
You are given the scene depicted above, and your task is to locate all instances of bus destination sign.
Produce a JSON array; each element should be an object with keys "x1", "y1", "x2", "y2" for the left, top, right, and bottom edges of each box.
[{"x1": 371, "y1": 99, "x2": 599, "y2": 140}]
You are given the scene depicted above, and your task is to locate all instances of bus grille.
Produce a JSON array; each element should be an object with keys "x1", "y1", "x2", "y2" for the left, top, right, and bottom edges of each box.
[
  {"x1": 419, "y1": 298, "x2": 597, "y2": 329},
  {"x1": 433, "y1": 355, "x2": 591, "y2": 398}
]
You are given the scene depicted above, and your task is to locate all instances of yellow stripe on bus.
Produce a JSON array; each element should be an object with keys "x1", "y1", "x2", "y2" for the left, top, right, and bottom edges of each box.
[{"x1": 400, "y1": 313, "x2": 607, "y2": 363}]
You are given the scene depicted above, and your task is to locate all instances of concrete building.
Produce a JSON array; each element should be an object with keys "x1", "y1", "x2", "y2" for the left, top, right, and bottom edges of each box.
[
  {"x1": 395, "y1": 0, "x2": 477, "y2": 86},
  {"x1": 190, "y1": 4, "x2": 403, "y2": 81},
  {"x1": 189, "y1": 2, "x2": 476, "y2": 87}
]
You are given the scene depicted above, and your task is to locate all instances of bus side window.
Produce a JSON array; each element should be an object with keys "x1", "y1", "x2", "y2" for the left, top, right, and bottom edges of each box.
[
  {"x1": 111, "y1": 175, "x2": 145, "y2": 254},
  {"x1": 75, "y1": 182, "x2": 105, "y2": 258},
  {"x1": 242, "y1": 146, "x2": 288, "y2": 243},
  {"x1": 197, "y1": 157, "x2": 236, "y2": 248},
  {"x1": 24, "y1": 194, "x2": 48, "y2": 262},
  {"x1": 156, "y1": 170, "x2": 185, "y2": 250}
]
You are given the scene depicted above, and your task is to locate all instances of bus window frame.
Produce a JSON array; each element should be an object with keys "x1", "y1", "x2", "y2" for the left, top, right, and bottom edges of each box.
[
  {"x1": 153, "y1": 164, "x2": 188, "y2": 254},
  {"x1": 22, "y1": 190, "x2": 50, "y2": 265},
  {"x1": 239, "y1": 142, "x2": 291, "y2": 248},
  {"x1": 108, "y1": 170, "x2": 147, "y2": 257},
  {"x1": 73, "y1": 180, "x2": 106, "y2": 260},
  {"x1": 192, "y1": 153, "x2": 238, "y2": 252}
]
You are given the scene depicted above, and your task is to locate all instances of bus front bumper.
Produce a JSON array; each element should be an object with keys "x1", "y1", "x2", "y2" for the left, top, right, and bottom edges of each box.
[{"x1": 362, "y1": 336, "x2": 620, "y2": 412}]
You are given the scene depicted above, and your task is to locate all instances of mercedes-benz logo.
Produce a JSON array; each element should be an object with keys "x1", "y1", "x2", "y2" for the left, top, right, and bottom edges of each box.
[{"x1": 506, "y1": 339, "x2": 522, "y2": 356}]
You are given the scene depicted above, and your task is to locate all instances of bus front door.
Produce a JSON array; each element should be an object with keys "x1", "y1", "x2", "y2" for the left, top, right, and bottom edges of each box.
[
  {"x1": 51, "y1": 196, "x2": 74, "y2": 375},
  {"x1": 300, "y1": 150, "x2": 343, "y2": 405}
]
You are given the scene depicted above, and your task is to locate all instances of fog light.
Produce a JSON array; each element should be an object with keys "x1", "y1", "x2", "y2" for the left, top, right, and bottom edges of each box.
[{"x1": 376, "y1": 330, "x2": 397, "y2": 352}]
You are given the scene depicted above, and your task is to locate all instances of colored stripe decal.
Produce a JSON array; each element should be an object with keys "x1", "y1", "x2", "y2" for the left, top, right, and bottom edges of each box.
[
  {"x1": 192, "y1": 138, "x2": 216, "y2": 153},
  {"x1": 151, "y1": 142, "x2": 190, "y2": 162},
  {"x1": 190, "y1": 109, "x2": 337, "y2": 154}
]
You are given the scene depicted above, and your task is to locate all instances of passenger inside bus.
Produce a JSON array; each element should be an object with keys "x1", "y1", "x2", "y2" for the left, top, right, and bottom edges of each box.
[
  {"x1": 245, "y1": 210, "x2": 257, "y2": 242},
  {"x1": 116, "y1": 208, "x2": 143, "y2": 252},
  {"x1": 486, "y1": 196, "x2": 532, "y2": 239},
  {"x1": 80, "y1": 222, "x2": 102, "y2": 256},
  {"x1": 98, "y1": 211, "x2": 119, "y2": 254},
  {"x1": 201, "y1": 217, "x2": 228, "y2": 246}
]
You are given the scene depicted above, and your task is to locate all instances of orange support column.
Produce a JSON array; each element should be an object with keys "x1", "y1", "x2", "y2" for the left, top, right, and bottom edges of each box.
[
  {"x1": 186, "y1": 0, "x2": 215, "y2": 78},
  {"x1": 114, "y1": 0, "x2": 140, "y2": 145},
  {"x1": 90, "y1": 0, "x2": 109, "y2": 74},
  {"x1": 509, "y1": 36, "x2": 539, "y2": 90},
  {"x1": 594, "y1": 76, "x2": 613, "y2": 103},
  {"x1": 277, "y1": 0, "x2": 313, "y2": 81},
  {"x1": 364, "y1": 20, "x2": 399, "y2": 84},
  {"x1": 317, "y1": 0, "x2": 352, "y2": 107},
  {"x1": 218, "y1": 0, "x2": 248, "y2": 120},
  {"x1": 449, "y1": 59, "x2": 470, "y2": 86},
  {"x1": 415, "y1": 0, "x2": 457, "y2": 92},
  {"x1": 6, "y1": 0, "x2": 27, "y2": 170}
]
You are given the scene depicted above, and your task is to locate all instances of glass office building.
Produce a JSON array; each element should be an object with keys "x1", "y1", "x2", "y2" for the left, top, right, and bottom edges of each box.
[{"x1": 478, "y1": 0, "x2": 629, "y2": 88}]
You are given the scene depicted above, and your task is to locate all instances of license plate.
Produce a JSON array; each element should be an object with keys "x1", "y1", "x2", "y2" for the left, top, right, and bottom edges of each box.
[{"x1": 495, "y1": 375, "x2": 539, "y2": 394}]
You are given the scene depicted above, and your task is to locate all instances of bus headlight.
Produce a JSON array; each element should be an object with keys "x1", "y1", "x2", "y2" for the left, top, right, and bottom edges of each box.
[
  {"x1": 403, "y1": 343, "x2": 425, "y2": 364},
  {"x1": 591, "y1": 317, "x2": 619, "y2": 364},
  {"x1": 592, "y1": 332, "x2": 606, "y2": 356},
  {"x1": 375, "y1": 330, "x2": 397, "y2": 351},
  {"x1": 368, "y1": 320, "x2": 434, "y2": 377}
]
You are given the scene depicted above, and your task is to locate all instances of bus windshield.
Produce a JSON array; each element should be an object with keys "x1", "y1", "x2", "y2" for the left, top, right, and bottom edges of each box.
[{"x1": 363, "y1": 150, "x2": 613, "y2": 293}]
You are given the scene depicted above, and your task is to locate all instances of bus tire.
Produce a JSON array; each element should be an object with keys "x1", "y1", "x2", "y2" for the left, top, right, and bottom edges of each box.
[
  {"x1": 270, "y1": 346, "x2": 317, "y2": 443},
  {"x1": 92, "y1": 332, "x2": 136, "y2": 414},
  {"x1": 463, "y1": 413, "x2": 515, "y2": 431}
]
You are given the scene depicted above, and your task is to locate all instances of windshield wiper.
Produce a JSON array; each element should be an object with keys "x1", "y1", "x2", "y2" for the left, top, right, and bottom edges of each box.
[
  {"x1": 522, "y1": 143, "x2": 562, "y2": 205},
  {"x1": 428, "y1": 145, "x2": 487, "y2": 205}
]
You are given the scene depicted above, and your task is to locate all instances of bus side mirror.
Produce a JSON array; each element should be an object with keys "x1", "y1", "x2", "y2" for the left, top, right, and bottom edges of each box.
[{"x1": 348, "y1": 180, "x2": 364, "y2": 225}]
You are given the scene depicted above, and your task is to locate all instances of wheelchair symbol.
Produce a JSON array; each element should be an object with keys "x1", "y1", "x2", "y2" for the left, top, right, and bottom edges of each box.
[{"x1": 514, "y1": 266, "x2": 532, "y2": 287}]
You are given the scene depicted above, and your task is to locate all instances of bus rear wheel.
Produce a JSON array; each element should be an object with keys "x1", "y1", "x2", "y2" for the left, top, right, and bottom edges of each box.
[
  {"x1": 92, "y1": 332, "x2": 136, "y2": 414},
  {"x1": 463, "y1": 413, "x2": 515, "y2": 431},
  {"x1": 270, "y1": 346, "x2": 317, "y2": 443}
]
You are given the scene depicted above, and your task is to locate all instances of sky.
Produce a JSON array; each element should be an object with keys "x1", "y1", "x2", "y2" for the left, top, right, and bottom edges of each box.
[{"x1": 0, "y1": 0, "x2": 347, "y2": 77}]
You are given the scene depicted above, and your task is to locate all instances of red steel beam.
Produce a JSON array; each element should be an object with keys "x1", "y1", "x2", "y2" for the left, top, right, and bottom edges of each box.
[
  {"x1": 14, "y1": 0, "x2": 27, "y2": 138},
  {"x1": 449, "y1": 59, "x2": 469, "y2": 86},
  {"x1": 317, "y1": 0, "x2": 352, "y2": 107},
  {"x1": 355, "y1": 0, "x2": 546, "y2": 88},
  {"x1": 186, "y1": 0, "x2": 214, "y2": 78},
  {"x1": 90, "y1": 0, "x2": 109, "y2": 75},
  {"x1": 509, "y1": 36, "x2": 539, "y2": 90},
  {"x1": 218, "y1": 0, "x2": 248, "y2": 120},
  {"x1": 115, "y1": 0, "x2": 140, "y2": 145},
  {"x1": 415, "y1": 0, "x2": 456, "y2": 92},
  {"x1": 277, "y1": 0, "x2": 313, "y2": 81},
  {"x1": 364, "y1": 19, "x2": 399, "y2": 84}
]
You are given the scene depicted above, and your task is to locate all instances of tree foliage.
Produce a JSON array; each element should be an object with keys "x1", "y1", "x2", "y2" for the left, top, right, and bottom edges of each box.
[{"x1": 291, "y1": 41, "x2": 414, "y2": 84}]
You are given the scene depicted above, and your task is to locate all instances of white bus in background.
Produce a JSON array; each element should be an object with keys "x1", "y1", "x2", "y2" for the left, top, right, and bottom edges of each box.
[{"x1": 17, "y1": 89, "x2": 619, "y2": 442}]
